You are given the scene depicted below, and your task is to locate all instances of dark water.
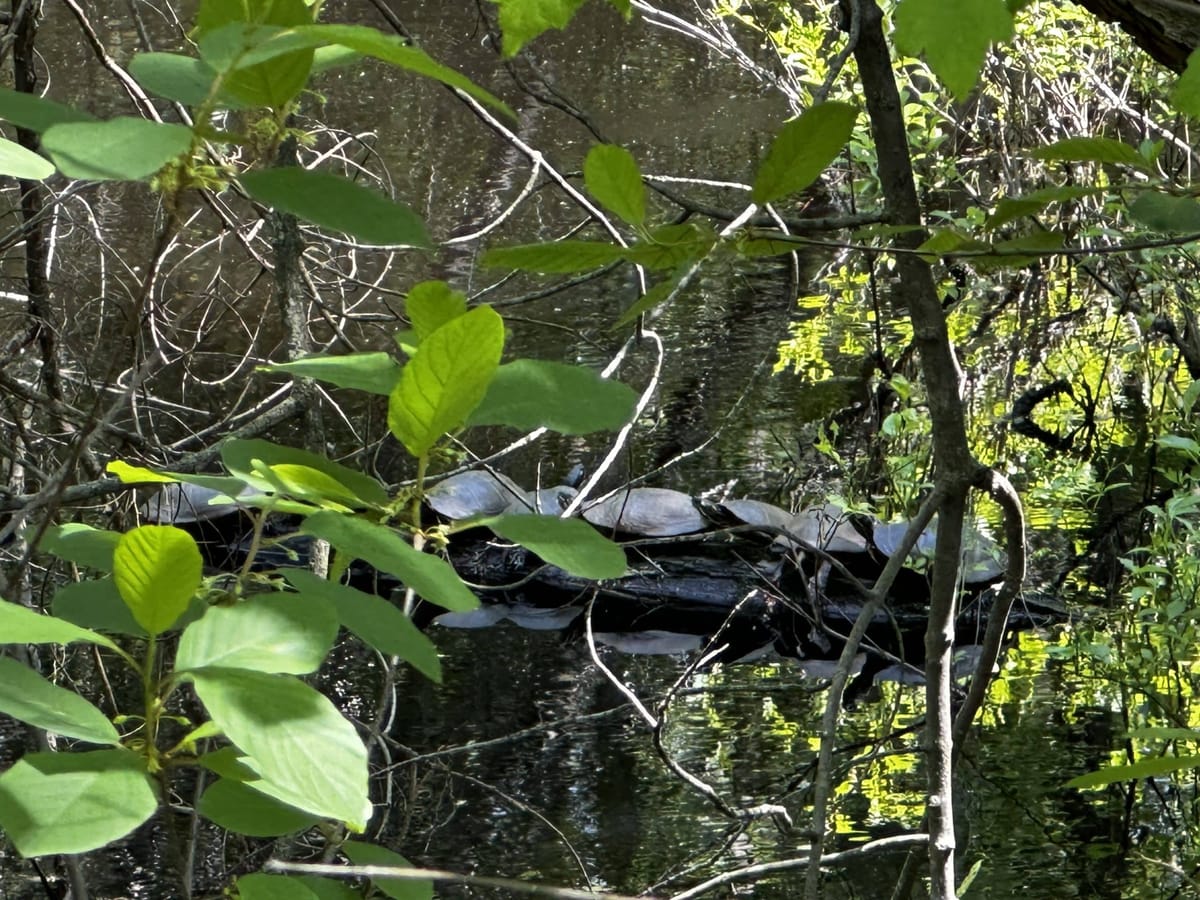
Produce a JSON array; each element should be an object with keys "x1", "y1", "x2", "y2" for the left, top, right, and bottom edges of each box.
[{"x1": 0, "y1": 3, "x2": 1184, "y2": 899}]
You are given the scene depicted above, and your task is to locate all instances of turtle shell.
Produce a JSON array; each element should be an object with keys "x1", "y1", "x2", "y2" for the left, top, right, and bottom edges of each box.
[
  {"x1": 426, "y1": 471, "x2": 524, "y2": 520},
  {"x1": 872, "y1": 517, "x2": 1005, "y2": 585},
  {"x1": 505, "y1": 485, "x2": 579, "y2": 516},
  {"x1": 775, "y1": 503, "x2": 869, "y2": 554},
  {"x1": 718, "y1": 498, "x2": 795, "y2": 531},
  {"x1": 141, "y1": 482, "x2": 253, "y2": 524},
  {"x1": 583, "y1": 488, "x2": 707, "y2": 536}
]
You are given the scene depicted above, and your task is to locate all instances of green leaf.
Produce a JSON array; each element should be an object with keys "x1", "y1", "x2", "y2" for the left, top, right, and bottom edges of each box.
[
  {"x1": 261, "y1": 351, "x2": 401, "y2": 395},
  {"x1": 491, "y1": 0, "x2": 588, "y2": 56},
  {"x1": 195, "y1": 1, "x2": 316, "y2": 108},
  {"x1": 469, "y1": 360, "x2": 636, "y2": 433},
  {"x1": 105, "y1": 460, "x2": 179, "y2": 484},
  {"x1": 344, "y1": 840, "x2": 433, "y2": 900},
  {"x1": 1031, "y1": 136, "x2": 1152, "y2": 171},
  {"x1": 41, "y1": 118, "x2": 194, "y2": 181},
  {"x1": 0, "y1": 136, "x2": 52, "y2": 180},
  {"x1": 985, "y1": 185, "x2": 1102, "y2": 230},
  {"x1": 129, "y1": 52, "x2": 233, "y2": 108},
  {"x1": 1172, "y1": 48, "x2": 1200, "y2": 118},
  {"x1": 894, "y1": 0, "x2": 1012, "y2": 99},
  {"x1": 39, "y1": 523, "x2": 120, "y2": 571},
  {"x1": 483, "y1": 515, "x2": 627, "y2": 579},
  {"x1": 270, "y1": 463, "x2": 369, "y2": 510},
  {"x1": 176, "y1": 593, "x2": 338, "y2": 675},
  {"x1": 406, "y1": 280, "x2": 468, "y2": 343},
  {"x1": 1067, "y1": 755, "x2": 1200, "y2": 789},
  {"x1": 972, "y1": 230, "x2": 1065, "y2": 269},
  {"x1": 303, "y1": 511, "x2": 478, "y2": 613},
  {"x1": 614, "y1": 270, "x2": 688, "y2": 327},
  {"x1": 620, "y1": 223, "x2": 716, "y2": 269},
  {"x1": 0, "y1": 657, "x2": 120, "y2": 745},
  {"x1": 0, "y1": 600, "x2": 119, "y2": 651},
  {"x1": 1128, "y1": 191, "x2": 1200, "y2": 234},
  {"x1": 52, "y1": 578, "x2": 148, "y2": 636},
  {"x1": 281, "y1": 569, "x2": 442, "y2": 682},
  {"x1": 0, "y1": 749, "x2": 156, "y2": 857},
  {"x1": 482, "y1": 240, "x2": 625, "y2": 274},
  {"x1": 113, "y1": 525, "x2": 203, "y2": 635},
  {"x1": 221, "y1": 438, "x2": 389, "y2": 507},
  {"x1": 0, "y1": 87, "x2": 95, "y2": 132},
  {"x1": 584, "y1": 144, "x2": 645, "y2": 226},
  {"x1": 239, "y1": 167, "x2": 430, "y2": 247},
  {"x1": 199, "y1": 778, "x2": 319, "y2": 836},
  {"x1": 187, "y1": 668, "x2": 371, "y2": 828},
  {"x1": 387, "y1": 305, "x2": 505, "y2": 457},
  {"x1": 236, "y1": 873, "x2": 356, "y2": 900},
  {"x1": 752, "y1": 102, "x2": 858, "y2": 204}
]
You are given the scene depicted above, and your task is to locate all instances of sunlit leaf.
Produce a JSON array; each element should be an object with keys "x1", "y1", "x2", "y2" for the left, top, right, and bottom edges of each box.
[
  {"x1": 388, "y1": 305, "x2": 504, "y2": 457},
  {"x1": 42, "y1": 118, "x2": 194, "y2": 181},
  {"x1": 0, "y1": 749, "x2": 156, "y2": 857},
  {"x1": 112, "y1": 525, "x2": 202, "y2": 635},
  {"x1": 584, "y1": 144, "x2": 645, "y2": 227},
  {"x1": 176, "y1": 593, "x2": 338, "y2": 674},
  {"x1": 483, "y1": 514, "x2": 627, "y2": 579},
  {"x1": 281, "y1": 569, "x2": 442, "y2": 682},
  {"x1": 220, "y1": 438, "x2": 389, "y2": 507},
  {"x1": 469, "y1": 359, "x2": 636, "y2": 433},
  {"x1": 406, "y1": 281, "x2": 468, "y2": 343},
  {"x1": 894, "y1": 0, "x2": 1012, "y2": 99},
  {"x1": 187, "y1": 668, "x2": 371, "y2": 828},
  {"x1": 0, "y1": 657, "x2": 120, "y2": 745},
  {"x1": 752, "y1": 102, "x2": 858, "y2": 204},
  {"x1": 491, "y1": 0, "x2": 588, "y2": 56}
]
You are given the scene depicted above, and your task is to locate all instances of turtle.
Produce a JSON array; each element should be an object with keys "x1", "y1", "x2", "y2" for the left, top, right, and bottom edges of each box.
[
  {"x1": 773, "y1": 503, "x2": 870, "y2": 554},
  {"x1": 697, "y1": 497, "x2": 796, "y2": 534},
  {"x1": 425, "y1": 470, "x2": 525, "y2": 520},
  {"x1": 505, "y1": 484, "x2": 579, "y2": 516},
  {"x1": 582, "y1": 487, "x2": 707, "y2": 537},
  {"x1": 872, "y1": 516, "x2": 1006, "y2": 585},
  {"x1": 140, "y1": 481, "x2": 254, "y2": 525}
]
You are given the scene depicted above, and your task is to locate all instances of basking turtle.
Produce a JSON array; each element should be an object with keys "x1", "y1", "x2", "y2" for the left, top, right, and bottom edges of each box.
[
  {"x1": 872, "y1": 517, "x2": 1006, "y2": 585},
  {"x1": 141, "y1": 481, "x2": 254, "y2": 524},
  {"x1": 505, "y1": 484, "x2": 579, "y2": 516},
  {"x1": 425, "y1": 470, "x2": 525, "y2": 520},
  {"x1": 774, "y1": 503, "x2": 869, "y2": 554},
  {"x1": 582, "y1": 487, "x2": 707, "y2": 537},
  {"x1": 698, "y1": 497, "x2": 795, "y2": 533}
]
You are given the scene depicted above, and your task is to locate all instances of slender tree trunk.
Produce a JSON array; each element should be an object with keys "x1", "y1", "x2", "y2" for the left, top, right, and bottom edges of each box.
[{"x1": 845, "y1": 2, "x2": 978, "y2": 896}]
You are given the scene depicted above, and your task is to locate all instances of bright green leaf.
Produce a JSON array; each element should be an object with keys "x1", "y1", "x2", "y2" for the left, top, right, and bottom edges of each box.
[
  {"x1": 270, "y1": 464, "x2": 368, "y2": 509},
  {"x1": 406, "y1": 280, "x2": 468, "y2": 343},
  {"x1": 469, "y1": 359, "x2": 636, "y2": 433},
  {"x1": 0, "y1": 749, "x2": 156, "y2": 857},
  {"x1": 105, "y1": 460, "x2": 179, "y2": 484},
  {"x1": 344, "y1": 840, "x2": 433, "y2": 900},
  {"x1": 199, "y1": 778, "x2": 319, "y2": 836},
  {"x1": 584, "y1": 144, "x2": 645, "y2": 226},
  {"x1": 239, "y1": 167, "x2": 430, "y2": 247},
  {"x1": 1172, "y1": 49, "x2": 1200, "y2": 118},
  {"x1": 39, "y1": 523, "x2": 120, "y2": 571},
  {"x1": 281, "y1": 569, "x2": 442, "y2": 682},
  {"x1": 752, "y1": 102, "x2": 858, "y2": 204},
  {"x1": 484, "y1": 514, "x2": 627, "y2": 579},
  {"x1": 894, "y1": 0, "x2": 1012, "y2": 99},
  {"x1": 221, "y1": 438, "x2": 389, "y2": 507},
  {"x1": 0, "y1": 136, "x2": 52, "y2": 180},
  {"x1": 42, "y1": 118, "x2": 194, "y2": 181},
  {"x1": 387, "y1": 305, "x2": 505, "y2": 457},
  {"x1": 491, "y1": 0, "x2": 588, "y2": 56},
  {"x1": 176, "y1": 593, "x2": 338, "y2": 674},
  {"x1": 0, "y1": 600, "x2": 119, "y2": 651},
  {"x1": 482, "y1": 240, "x2": 626, "y2": 273},
  {"x1": 112, "y1": 525, "x2": 203, "y2": 635},
  {"x1": 303, "y1": 511, "x2": 478, "y2": 613},
  {"x1": 0, "y1": 657, "x2": 120, "y2": 745},
  {"x1": 261, "y1": 351, "x2": 401, "y2": 395},
  {"x1": 187, "y1": 668, "x2": 371, "y2": 828}
]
